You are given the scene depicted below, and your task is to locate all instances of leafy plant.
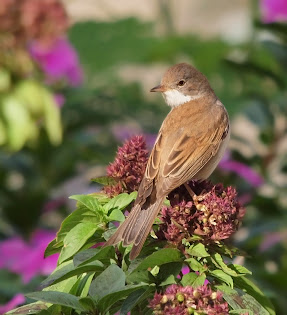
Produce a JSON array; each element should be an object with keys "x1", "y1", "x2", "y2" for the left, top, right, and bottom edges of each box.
[{"x1": 7, "y1": 137, "x2": 275, "y2": 315}]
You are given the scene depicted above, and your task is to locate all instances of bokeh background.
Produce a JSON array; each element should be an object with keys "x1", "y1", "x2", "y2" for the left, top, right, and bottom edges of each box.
[{"x1": 0, "y1": 0, "x2": 287, "y2": 313}]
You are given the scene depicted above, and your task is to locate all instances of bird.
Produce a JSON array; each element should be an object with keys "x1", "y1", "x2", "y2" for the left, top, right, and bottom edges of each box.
[{"x1": 105, "y1": 63, "x2": 230, "y2": 259}]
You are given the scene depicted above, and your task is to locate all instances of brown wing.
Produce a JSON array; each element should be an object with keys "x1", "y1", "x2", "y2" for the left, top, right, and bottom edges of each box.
[
  {"x1": 135, "y1": 132, "x2": 163, "y2": 205},
  {"x1": 158, "y1": 106, "x2": 229, "y2": 194}
]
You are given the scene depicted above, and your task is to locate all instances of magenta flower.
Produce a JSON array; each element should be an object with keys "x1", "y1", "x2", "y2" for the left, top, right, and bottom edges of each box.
[
  {"x1": 112, "y1": 124, "x2": 157, "y2": 149},
  {"x1": 149, "y1": 284, "x2": 229, "y2": 315},
  {"x1": 30, "y1": 37, "x2": 83, "y2": 86},
  {"x1": 259, "y1": 229, "x2": 287, "y2": 252},
  {"x1": 158, "y1": 181, "x2": 245, "y2": 246},
  {"x1": 104, "y1": 135, "x2": 149, "y2": 196},
  {"x1": 219, "y1": 153, "x2": 264, "y2": 188},
  {"x1": 260, "y1": 0, "x2": 287, "y2": 23},
  {"x1": 0, "y1": 229, "x2": 59, "y2": 284},
  {"x1": 0, "y1": 294, "x2": 25, "y2": 314}
]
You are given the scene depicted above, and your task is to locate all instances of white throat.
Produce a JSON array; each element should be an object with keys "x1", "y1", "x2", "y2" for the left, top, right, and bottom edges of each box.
[{"x1": 163, "y1": 89, "x2": 200, "y2": 108}]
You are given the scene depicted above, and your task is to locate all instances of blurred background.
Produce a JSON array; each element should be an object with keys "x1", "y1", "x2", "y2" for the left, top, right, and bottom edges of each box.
[{"x1": 0, "y1": 0, "x2": 286, "y2": 313}]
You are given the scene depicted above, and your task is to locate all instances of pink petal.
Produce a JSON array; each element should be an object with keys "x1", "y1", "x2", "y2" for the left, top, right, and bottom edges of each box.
[
  {"x1": 0, "y1": 294, "x2": 25, "y2": 314},
  {"x1": 30, "y1": 37, "x2": 83, "y2": 86},
  {"x1": 0, "y1": 229, "x2": 58, "y2": 284},
  {"x1": 260, "y1": 0, "x2": 287, "y2": 23},
  {"x1": 219, "y1": 159, "x2": 264, "y2": 187}
]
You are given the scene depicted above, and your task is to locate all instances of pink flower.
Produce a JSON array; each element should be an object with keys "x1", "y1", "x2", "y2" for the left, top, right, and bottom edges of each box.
[
  {"x1": 0, "y1": 294, "x2": 25, "y2": 314},
  {"x1": 112, "y1": 125, "x2": 157, "y2": 149},
  {"x1": 158, "y1": 181, "x2": 245, "y2": 245},
  {"x1": 104, "y1": 135, "x2": 149, "y2": 196},
  {"x1": 260, "y1": 229, "x2": 287, "y2": 252},
  {"x1": 30, "y1": 37, "x2": 83, "y2": 86},
  {"x1": 260, "y1": 0, "x2": 287, "y2": 23},
  {"x1": 219, "y1": 153, "x2": 264, "y2": 188},
  {"x1": 0, "y1": 229, "x2": 58, "y2": 284},
  {"x1": 149, "y1": 284, "x2": 229, "y2": 315}
]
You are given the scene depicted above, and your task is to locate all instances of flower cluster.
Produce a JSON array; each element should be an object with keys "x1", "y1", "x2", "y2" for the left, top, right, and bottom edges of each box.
[
  {"x1": 158, "y1": 180, "x2": 245, "y2": 245},
  {"x1": 0, "y1": 0, "x2": 68, "y2": 48},
  {"x1": 149, "y1": 284, "x2": 229, "y2": 315},
  {"x1": 104, "y1": 135, "x2": 149, "y2": 196}
]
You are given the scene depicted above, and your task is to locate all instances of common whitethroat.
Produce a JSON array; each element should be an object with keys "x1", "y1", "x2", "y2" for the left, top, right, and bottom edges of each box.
[{"x1": 105, "y1": 63, "x2": 230, "y2": 259}]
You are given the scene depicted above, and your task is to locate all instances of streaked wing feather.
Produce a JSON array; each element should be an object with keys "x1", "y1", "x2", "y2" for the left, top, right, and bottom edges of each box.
[{"x1": 161, "y1": 117, "x2": 227, "y2": 192}]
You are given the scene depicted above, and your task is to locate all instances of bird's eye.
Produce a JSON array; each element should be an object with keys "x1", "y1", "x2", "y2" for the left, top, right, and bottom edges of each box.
[{"x1": 177, "y1": 80, "x2": 185, "y2": 86}]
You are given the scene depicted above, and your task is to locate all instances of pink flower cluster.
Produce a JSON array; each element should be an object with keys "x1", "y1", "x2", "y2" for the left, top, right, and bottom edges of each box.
[
  {"x1": 104, "y1": 135, "x2": 149, "y2": 196},
  {"x1": 149, "y1": 284, "x2": 229, "y2": 315},
  {"x1": 0, "y1": 229, "x2": 58, "y2": 284},
  {"x1": 158, "y1": 181, "x2": 245, "y2": 245},
  {"x1": 0, "y1": 0, "x2": 68, "y2": 47},
  {"x1": 261, "y1": 0, "x2": 287, "y2": 23}
]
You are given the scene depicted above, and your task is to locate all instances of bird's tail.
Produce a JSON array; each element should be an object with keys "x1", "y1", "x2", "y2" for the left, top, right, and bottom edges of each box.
[{"x1": 105, "y1": 196, "x2": 165, "y2": 260}]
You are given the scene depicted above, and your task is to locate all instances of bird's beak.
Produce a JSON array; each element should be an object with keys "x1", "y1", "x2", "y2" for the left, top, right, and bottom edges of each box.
[{"x1": 150, "y1": 84, "x2": 167, "y2": 92}]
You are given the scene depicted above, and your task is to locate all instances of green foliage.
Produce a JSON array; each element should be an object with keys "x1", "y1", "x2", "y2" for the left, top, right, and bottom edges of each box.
[
  {"x1": 7, "y1": 191, "x2": 275, "y2": 315},
  {"x1": 0, "y1": 80, "x2": 62, "y2": 151}
]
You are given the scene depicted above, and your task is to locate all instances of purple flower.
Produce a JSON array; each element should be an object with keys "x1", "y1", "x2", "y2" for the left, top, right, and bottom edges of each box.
[
  {"x1": 158, "y1": 181, "x2": 245, "y2": 245},
  {"x1": 149, "y1": 284, "x2": 229, "y2": 315},
  {"x1": 219, "y1": 153, "x2": 264, "y2": 188},
  {"x1": 30, "y1": 37, "x2": 83, "y2": 86},
  {"x1": 104, "y1": 135, "x2": 149, "y2": 196},
  {"x1": 0, "y1": 0, "x2": 68, "y2": 47},
  {"x1": 260, "y1": 0, "x2": 287, "y2": 23},
  {"x1": 112, "y1": 124, "x2": 157, "y2": 149},
  {"x1": 0, "y1": 229, "x2": 58, "y2": 284},
  {"x1": 259, "y1": 229, "x2": 287, "y2": 252},
  {"x1": 0, "y1": 294, "x2": 25, "y2": 314}
]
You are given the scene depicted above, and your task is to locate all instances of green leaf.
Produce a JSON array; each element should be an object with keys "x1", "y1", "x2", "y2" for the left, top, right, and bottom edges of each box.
[
  {"x1": 157, "y1": 262, "x2": 182, "y2": 286},
  {"x1": 42, "y1": 260, "x2": 78, "y2": 294},
  {"x1": 78, "y1": 297, "x2": 97, "y2": 312},
  {"x1": 223, "y1": 288, "x2": 268, "y2": 315},
  {"x1": 209, "y1": 269, "x2": 233, "y2": 287},
  {"x1": 0, "y1": 118, "x2": 7, "y2": 145},
  {"x1": 234, "y1": 277, "x2": 275, "y2": 315},
  {"x1": 229, "y1": 310, "x2": 254, "y2": 315},
  {"x1": 210, "y1": 253, "x2": 238, "y2": 277},
  {"x1": 55, "y1": 204, "x2": 106, "y2": 246},
  {"x1": 37, "y1": 311, "x2": 51, "y2": 315},
  {"x1": 42, "y1": 261, "x2": 104, "y2": 288},
  {"x1": 74, "y1": 246, "x2": 115, "y2": 267},
  {"x1": 228, "y1": 264, "x2": 252, "y2": 276},
  {"x1": 103, "y1": 192, "x2": 137, "y2": 213},
  {"x1": 108, "y1": 209, "x2": 125, "y2": 222},
  {"x1": 41, "y1": 261, "x2": 74, "y2": 288},
  {"x1": 126, "y1": 269, "x2": 155, "y2": 284},
  {"x1": 79, "y1": 272, "x2": 95, "y2": 297},
  {"x1": 0, "y1": 67, "x2": 11, "y2": 92},
  {"x1": 5, "y1": 302, "x2": 48, "y2": 315},
  {"x1": 59, "y1": 222, "x2": 98, "y2": 263},
  {"x1": 26, "y1": 291, "x2": 84, "y2": 311},
  {"x1": 185, "y1": 258, "x2": 205, "y2": 272},
  {"x1": 91, "y1": 176, "x2": 117, "y2": 186},
  {"x1": 2, "y1": 95, "x2": 35, "y2": 150},
  {"x1": 42, "y1": 87, "x2": 62, "y2": 145},
  {"x1": 15, "y1": 80, "x2": 45, "y2": 116},
  {"x1": 186, "y1": 243, "x2": 210, "y2": 258},
  {"x1": 89, "y1": 264, "x2": 125, "y2": 300},
  {"x1": 120, "y1": 288, "x2": 149, "y2": 315},
  {"x1": 97, "y1": 284, "x2": 149, "y2": 313},
  {"x1": 181, "y1": 273, "x2": 206, "y2": 288},
  {"x1": 73, "y1": 248, "x2": 101, "y2": 266},
  {"x1": 131, "y1": 249, "x2": 183, "y2": 274},
  {"x1": 69, "y1": 194, "x2": 104, "y2": 212},
  {"x1": 44, "y1": 239, "x2": 62, "y2": 257}
]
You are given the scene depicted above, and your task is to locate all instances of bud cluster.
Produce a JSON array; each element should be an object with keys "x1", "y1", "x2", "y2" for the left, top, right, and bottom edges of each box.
[{"x1": 149, "y1": 284, "x2": 229, "y2": 315}]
